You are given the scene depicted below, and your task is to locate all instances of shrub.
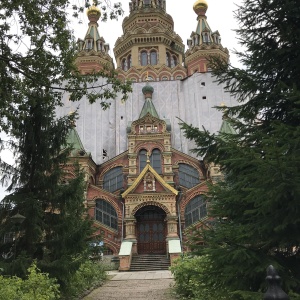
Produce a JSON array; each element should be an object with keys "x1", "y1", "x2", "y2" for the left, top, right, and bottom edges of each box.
[
  {"x1": 62, "y1": 259, "x2": 107, "y2": 299},
  {"x1": 0, "y1": 263, "x2": 60, "y2": 300},
  {"x1": 171, "y1": 255, "x2": 230, "y2": 300}
]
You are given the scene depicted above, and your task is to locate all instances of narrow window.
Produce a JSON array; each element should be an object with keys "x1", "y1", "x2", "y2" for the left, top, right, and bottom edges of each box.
[
  {"x1": 150, "y1": 149, "x2": 162, "y2": 174},
  {"x1": 139, "y1": 149, "x2": 147, "y2": 172},
  {"x1": 166, "y1": 52, "x2": 171, "y2": 67},
  {"x1": 150, "y1": 51, "x2": 157, "y2": 65},
  {"x1": 127, "y1": 55, "x2": 132, "y2": 68},
  {"x1": 141, "y1": 51, "x2": 148, "y2": 66},
  {"x1": 122, "y1": 58, "x2": 127, "y2": 71}
]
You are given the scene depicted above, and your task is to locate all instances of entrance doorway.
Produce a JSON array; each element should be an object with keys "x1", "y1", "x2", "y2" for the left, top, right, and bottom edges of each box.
[{"x1": 135, "y1": 206, "x2": 166, "y2": 254}]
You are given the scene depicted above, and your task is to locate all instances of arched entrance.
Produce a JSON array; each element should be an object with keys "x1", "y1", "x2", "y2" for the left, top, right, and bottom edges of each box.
[{"x1": 135, "y1": 205, "x2": 167, "y2": 254}]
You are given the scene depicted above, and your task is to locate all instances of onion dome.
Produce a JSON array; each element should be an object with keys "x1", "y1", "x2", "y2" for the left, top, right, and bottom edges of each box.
[
  {"x1": 87, "y1": 5, "x2": 101, "y2": 23},
  {"x1": 142, "y1": 84, "x2": 154, "y2": 96},
  {"x1": 193, "y1": 0, "x2": 208, "y2": 16}
]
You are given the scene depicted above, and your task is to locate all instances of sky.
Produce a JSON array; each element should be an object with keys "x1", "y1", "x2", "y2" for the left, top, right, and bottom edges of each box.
[{"x1": 0, "y1": 0, "x2": 244, "y2": 200}]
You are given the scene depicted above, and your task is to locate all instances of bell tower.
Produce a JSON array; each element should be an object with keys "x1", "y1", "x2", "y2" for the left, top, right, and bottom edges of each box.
[{"x1": 113, "y1": 0, "x2": 186, "y2": 82}]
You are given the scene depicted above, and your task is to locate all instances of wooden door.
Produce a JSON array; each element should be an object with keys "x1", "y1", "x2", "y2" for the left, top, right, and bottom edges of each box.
[{"x1": 136, "y1": 206, "x2": 166, "y2": 254}]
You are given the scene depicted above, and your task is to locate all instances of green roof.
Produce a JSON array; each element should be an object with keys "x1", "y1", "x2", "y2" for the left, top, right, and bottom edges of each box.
[
  {"x1": 219, "y1": 118, "x2": 236, "y2": 135},
  {"x1": 66, "y1": 127, "x2": 86, "y2": 156}
]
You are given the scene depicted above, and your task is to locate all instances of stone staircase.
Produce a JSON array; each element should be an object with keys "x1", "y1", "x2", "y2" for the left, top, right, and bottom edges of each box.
[{"x1": 129, "y1": 254, "x2": 171, "y2": 271}]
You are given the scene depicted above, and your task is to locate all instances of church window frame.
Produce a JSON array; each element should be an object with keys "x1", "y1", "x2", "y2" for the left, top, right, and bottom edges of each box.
[
  {"x1": 95, "y1": 199, "x2": 118, "y2": 230},
  {"x1": 178, "y1": 163, "x2": 200, "y2": 188},
  {"x1": 202, "y1": 32, "x2": 210, "y2": 43},
  {"x1": 139, "y1": 149, "x2": 148, "y2": 172},
  {"x1": 150, "y1": 50, "x2": 158, "y2": 65},
  {"x1": 103, "y1": 166, "x2": 123, "y2": 193},
  {"x1": 86, "y1": 39, "x2": 93, "y2": 50},
  {"x1": 122, "y1": 58, "x2": 128, "y2": 71},
  {"x1": 141, "y1": 50, "x2": 148, "y2": 66},
  {"x1": 127, "y1": 54, "x2": 132, "y2": 69},
  {"x1": 150, "y1": 148, "x2": 162, "y2": 174},
  {"x1": 166, "y1": 52, "x2": 171, "y2": 67},
  {"x1": 185, "y1": 195, "x2": 207, "y2": 227}
]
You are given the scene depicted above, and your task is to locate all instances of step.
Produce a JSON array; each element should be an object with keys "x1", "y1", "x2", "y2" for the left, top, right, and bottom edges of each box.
[{"x1": 129, "y1": 255, "x2": 171, "y2": 271}]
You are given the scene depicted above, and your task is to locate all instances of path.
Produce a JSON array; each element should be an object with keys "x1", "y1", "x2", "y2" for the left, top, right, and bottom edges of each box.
[{"x1": 83, "y1": 270, "x2": 176, "y2": 300}]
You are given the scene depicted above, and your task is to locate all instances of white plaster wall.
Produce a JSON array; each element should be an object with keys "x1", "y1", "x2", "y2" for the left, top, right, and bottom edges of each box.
[{"x1": 56, "y1": 72, "x2": 237, "y2": 164}]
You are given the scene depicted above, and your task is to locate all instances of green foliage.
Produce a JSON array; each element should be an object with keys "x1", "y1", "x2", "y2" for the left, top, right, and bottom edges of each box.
[
  {"x1": 0, "y1": 263, "x2": 60, "y2": 300},
  {"x1": 0, "y1": 0, "x2": 131, "y2": 137},
  {"x1": 0, "y1": 92, "x2": 94, "y2": 290},
  {"x1": 62, "y1": 259, "x2": 107, "y2": 300},
  {"x1": 171, "y1": 255, "x2": 230, "y2": 300},
  {"x1": 180, "y1": 0, "x2": 300, "y2": 297}
]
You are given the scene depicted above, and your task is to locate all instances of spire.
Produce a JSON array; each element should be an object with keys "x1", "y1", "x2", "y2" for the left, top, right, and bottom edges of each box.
[
  {"x1": 139, "y1": 83, "x2": 159, "y2": 119},
  {"x1": 185, "y1": 0, "x2": 229, "y2": 74},
  {"x1": 75, "y1": 3, "x2": 114, "y2": 74}
]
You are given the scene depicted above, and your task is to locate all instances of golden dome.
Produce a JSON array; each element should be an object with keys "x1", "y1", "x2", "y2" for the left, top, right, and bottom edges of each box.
[
  {"x1": 87, "y1": 5, "x2": 101, "y2": 17},
  {"x1": 193, "y1": 0, "x2": 208, "y2": 12}
]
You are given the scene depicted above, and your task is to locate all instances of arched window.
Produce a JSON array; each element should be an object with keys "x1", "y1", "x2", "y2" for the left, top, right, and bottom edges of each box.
[
  {"x1": 203, "y1": 33, "x2": 210, "y2": 43},
  {"x1": 150, "y1": 149, "x2": 161, "y2": 174},
  {"x1": 141, "y1": 51, "x2": 148, "y2": 66},
  {"x1": 171, "y1": 56, "x2": 175, "y2": 67},
  {"x1": 172, "y1": 56, "x2": 177, "y2": 67},
  {"x1": 139, "y1": 149, "x2": 147, "y2": 172},
  {"x1": 95, "y1": 199, "x2": 118, "y2": 230},
  {"x1": 122, "y1": 58, "x2": 127, "y2": 71},
  {"x1": 127, "y1": 55, "x2": 132, "y2": 69},
  {"x1": 178, "y1": 163, "x2": 200, "y2": 188},
  {"x1": 103, "y1": 166, "x2": 123, "y2": 193},
  {"x1": 166, "y1": 52, "x2": 171, "y2": 67},
  {"x1": 150, "y1": 51, "x2": 157, "y2": 65},
  {"x1": 185, "y1": 196, "x2": 207, "y2": 227}
]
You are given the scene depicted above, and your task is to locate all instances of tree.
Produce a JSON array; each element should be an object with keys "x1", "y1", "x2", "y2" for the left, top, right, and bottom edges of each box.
[
  {"x1": 0, "y1": 0, "x2": 131, "y2": 135},
  {"x1": 0, "y1": 0, "x2": 127, "y2": 290},
  {"x1": 0, "y1": 88, "x2": 95, "y2": 289},
  {"x1": 181, "y1": 0, "x2": 300, "y2": 297}
]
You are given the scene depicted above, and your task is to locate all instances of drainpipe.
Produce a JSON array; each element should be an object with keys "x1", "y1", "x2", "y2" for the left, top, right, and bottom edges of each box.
[
  {"x1": 121, "y1": 201, "x2": 125, "y2": 242},
  {"x1": 119, "y1": 190, "x2": 125, "y2": 242},
  {"x1": 177, "y1": 190, "x2": 183, "y2": 252}
]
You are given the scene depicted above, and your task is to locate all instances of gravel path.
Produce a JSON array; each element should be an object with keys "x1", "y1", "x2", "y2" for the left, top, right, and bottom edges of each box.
[{"x1": 83, "y1": 271, "x2": 177, "y2": 300}]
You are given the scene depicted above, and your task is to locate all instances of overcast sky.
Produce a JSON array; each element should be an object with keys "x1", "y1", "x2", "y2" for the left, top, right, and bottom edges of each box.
[{"x1": 0, "y1": 0, "x2": 244, "y2": 200}]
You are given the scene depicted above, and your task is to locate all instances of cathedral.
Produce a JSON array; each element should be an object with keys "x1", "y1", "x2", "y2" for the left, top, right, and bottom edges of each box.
[{"x1": 57, "y1": 0, "x2": 237, "y2": 270}]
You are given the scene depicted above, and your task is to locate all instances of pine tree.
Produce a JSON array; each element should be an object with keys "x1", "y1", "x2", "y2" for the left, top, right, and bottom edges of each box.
[
  {"x1": 0, "y1": 84, "x2": 94, "y2": 289},
  {"x1": 181, "y1": 0, "x2": 300, "y2": 297}
]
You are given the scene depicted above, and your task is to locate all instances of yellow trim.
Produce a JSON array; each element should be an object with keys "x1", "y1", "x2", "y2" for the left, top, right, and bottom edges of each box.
[{"x1": 122, "y1": 163, "x2": 178, "y2": 198}]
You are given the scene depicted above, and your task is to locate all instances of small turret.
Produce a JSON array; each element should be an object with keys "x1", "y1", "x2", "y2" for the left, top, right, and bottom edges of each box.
[
  {"x1": 185, "y1": 0, "x2": 229, "y2": 75},
  {"x1": 75, "y1": 4, "x2": 114, "y2": 74}
]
